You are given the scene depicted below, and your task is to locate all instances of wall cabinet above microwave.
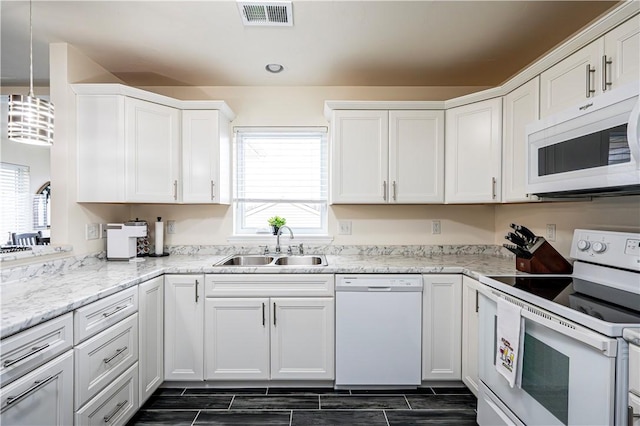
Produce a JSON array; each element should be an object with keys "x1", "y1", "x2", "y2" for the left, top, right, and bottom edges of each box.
[{"x1": 74, "y1": 84, "x2": 234, "y2": 204}]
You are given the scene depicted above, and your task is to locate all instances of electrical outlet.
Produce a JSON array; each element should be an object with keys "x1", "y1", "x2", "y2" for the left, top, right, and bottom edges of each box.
[
  {"x1": 338, "y1": 220, "x2": 352, "y2": 235},
  {"x1": 431, "y1": 220, "x2": 441, "y2": 235},
  {"x1": 167, "y1": 220, "x2": 176, "y2": 234},
  {"x1": 546, "y1": 224, "x2": 556, "y2": 241},
  {"x1": 99, "y1": 224, "x2": 108, "y2": 239},
  {"x1": 85, "y1": 223, "x2": 99, "y2": 240}
]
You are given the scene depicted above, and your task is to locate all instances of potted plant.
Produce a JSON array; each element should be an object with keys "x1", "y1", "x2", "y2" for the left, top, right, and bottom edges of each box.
[{"x1": 267, "y1": 216, "x2": 286, "y2": 235}]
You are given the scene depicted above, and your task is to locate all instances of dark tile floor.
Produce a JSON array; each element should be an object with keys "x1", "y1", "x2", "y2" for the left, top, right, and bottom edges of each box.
[{"x1": 127, "y1": 386, "x2": 478, "y2": 425}]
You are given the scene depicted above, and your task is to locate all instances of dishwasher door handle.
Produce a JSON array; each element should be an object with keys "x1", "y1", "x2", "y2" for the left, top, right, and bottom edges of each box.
[{"x1": 367, "y1": 286, "x2": 392, "y2": 291}]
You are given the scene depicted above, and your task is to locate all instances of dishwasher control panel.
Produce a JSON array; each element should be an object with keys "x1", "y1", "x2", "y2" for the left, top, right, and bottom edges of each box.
[{"x1": 336, "y1": 274, "x2": 423, "y2": 291}]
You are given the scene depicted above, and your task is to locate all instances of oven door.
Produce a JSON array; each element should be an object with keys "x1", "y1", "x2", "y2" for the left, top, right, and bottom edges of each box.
[
  {"x1": 478, "y1": 290, "x2": 617, "y2": 425},
  {"x1": 526, "y1": 83, "x2": 640, "y2": 196}
]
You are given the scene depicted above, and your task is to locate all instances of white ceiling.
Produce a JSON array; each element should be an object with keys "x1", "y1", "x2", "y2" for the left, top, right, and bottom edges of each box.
[{"x1": 0, "y1": 0, "x2": 619, "y2": 88}]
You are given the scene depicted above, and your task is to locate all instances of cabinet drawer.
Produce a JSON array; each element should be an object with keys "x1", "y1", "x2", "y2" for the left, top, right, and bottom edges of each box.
[
  {"x1": 0, "y1": 350, "x2": 74, "y2": 426},
  {"x1": 75, "y1": 314, "x2": 138, "y2": 409},
  {"x1": 0, "y1": 313, "x2": 73, "y2": 387},
  {"x1": 205, "y1": 274, "x2": 335, "y2": 297},
  {"x1": 75, "y1": 363, "x2": 139, "y2": 426},
  {"x1": 630, "y1": 343, "x2": 640, "y2": 396},
  {"x1": 74, "y1": 287, "x2": 138, "y2": 344}
]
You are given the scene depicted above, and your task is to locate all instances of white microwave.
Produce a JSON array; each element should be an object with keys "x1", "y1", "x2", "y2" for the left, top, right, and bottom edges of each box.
[{"x1": 526, "y1": 82, "x2": 640, "y2": 197}]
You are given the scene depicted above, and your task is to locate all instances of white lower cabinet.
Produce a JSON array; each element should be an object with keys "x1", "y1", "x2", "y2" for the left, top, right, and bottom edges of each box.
[
  {"x1": 138, "y1": 276, "x2": 164, "y2": 404},
  {"x1": 0, "y1": 350, "x2": 74, "y2": 426},
  {"x1": 205, "y1": 297, "x2": 335, "y2": 381},
  {"x1": 164, "y1": 275, "x2": 204, "y2": 381},
  {"x1": 75, "y1": 363, "x2": 138, "y2": 426},
  {"x1": 422, "y1": 274, "x2": 462, "y2": 381},
  {"x1": 461, "y1": 276, "x2": 481, "y2": 396}
]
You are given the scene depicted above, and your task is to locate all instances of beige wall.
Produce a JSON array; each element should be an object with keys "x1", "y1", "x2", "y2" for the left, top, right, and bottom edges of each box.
[{"x1": 47, "y1": 45, "x2": 640, "y2": 256}]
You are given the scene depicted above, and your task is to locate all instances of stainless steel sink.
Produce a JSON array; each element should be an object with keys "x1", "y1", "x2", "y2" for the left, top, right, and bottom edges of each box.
[{"x1": 213, "y1": 254, "x2": 327, "y2": 267}]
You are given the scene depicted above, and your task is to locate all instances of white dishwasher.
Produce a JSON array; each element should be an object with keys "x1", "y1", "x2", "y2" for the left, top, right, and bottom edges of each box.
[{"x1": 335, "y1": 274, "x2": 423, "y2": 388}]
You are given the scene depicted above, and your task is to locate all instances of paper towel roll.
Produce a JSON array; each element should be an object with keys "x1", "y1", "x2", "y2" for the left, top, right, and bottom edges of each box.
[{"x1": 155, "y1": 217, "x2": 164, "y2": 256}]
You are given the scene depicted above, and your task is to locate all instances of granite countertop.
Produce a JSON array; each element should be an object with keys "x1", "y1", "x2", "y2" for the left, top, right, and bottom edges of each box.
[{"x1": 0, "y1": 253, "x2": 517, "y2": 339}]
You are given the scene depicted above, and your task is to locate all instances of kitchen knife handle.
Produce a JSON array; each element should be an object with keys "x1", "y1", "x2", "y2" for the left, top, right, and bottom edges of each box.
[
  {"x1": 602, "y1": 55, "x2": 612, "y2": 92},
  {"x1": 585, "y1": 64, "x2": 595, "y2": 98}
]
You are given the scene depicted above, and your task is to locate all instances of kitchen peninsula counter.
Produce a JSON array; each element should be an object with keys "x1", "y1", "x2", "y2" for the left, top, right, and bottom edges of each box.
[{"x1": 1, "y1": 252, "x2": 517, "y2": 339}]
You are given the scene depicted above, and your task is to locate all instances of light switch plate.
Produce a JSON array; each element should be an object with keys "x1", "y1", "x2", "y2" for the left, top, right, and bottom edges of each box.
[
  {"x1": 86, "y1": 223, "x2": 99, "y2": 240},
  {"x1": 338, "y1": 221, "x2": 352, "y2": 235},
  {"x1": 167, "y1": 220, "x2": 176, "y2": 234},
  {"x1": 431, "y1": 220, "x2": 441, "y2": 235}
]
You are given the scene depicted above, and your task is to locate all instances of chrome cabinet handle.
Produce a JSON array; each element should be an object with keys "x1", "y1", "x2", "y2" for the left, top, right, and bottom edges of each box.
[
  {"x1": 4, "y1": 375, "x2": 56, "y2": 407},
  {"x1": 273, "y1": 302, "x2": 276, "y2": 326},
  {"x1": 103, "y1": 400, "x2": 128, "y2": 423},
  {"x1": 102, "y1": 305, "x2": 126, "y2": 318},
  {"x1": 602, "y1": 55, "x2": 612, "y2": 92},
  {"x1": 3, "y1": 344, "x2": 50, "y2": 367},
  {"x1": 210, "y1": 181, "x2": 215, "y2": 200},
  {"x1": 392, "y1": 181, "x2": 397, "y2": 201},
  {"x1": 585, "y1": 64, "x2": 595, "y2": 98},
  {"x1": 382, "y1": 181, "x2": 387, "y2": 201},
  {"x1": 103, "y1": 346, "x2": 127, "y2": 364},
  {"x1": 491, "y1": 177, "x2": 497, "y2": 199},
  {"x1": 262, "y1": 302, "x2": 265, "y2": 326},
  {"x1": 475, "y1": 290, "x2": 479, "y2": 313},
  {"x1": 195, "y1": 279, "x2": 199, "y2": 303},
  {"x1": 173, "y1": 180, "x2": 178, "y2": 200}
]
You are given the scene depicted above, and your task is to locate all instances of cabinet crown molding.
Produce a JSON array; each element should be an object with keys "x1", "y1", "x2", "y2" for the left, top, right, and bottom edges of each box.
[{"x1": 72, "y1": 83, "x2": 236, "y2": 121}]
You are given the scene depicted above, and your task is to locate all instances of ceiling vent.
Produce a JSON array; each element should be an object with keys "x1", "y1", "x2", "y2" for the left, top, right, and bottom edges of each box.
[{"x1": 238, "y1": 1, "x2": 293, "y2": 27}]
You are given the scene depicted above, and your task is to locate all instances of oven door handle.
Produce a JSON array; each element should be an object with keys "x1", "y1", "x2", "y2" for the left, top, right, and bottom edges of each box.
[{"x1": 520, "y1": 309, "x2": 617, "y2": 357}]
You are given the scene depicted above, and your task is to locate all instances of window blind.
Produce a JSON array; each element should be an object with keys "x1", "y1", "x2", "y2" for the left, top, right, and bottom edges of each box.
[
  {"x1": 234, "y1": 129, "x2": 328, "y2": 234},
  {"x1": 0, "y1": 162, "x2": 31, "y2": 243}
]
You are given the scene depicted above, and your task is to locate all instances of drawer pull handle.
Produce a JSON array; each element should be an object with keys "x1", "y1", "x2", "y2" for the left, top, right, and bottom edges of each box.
[
  {"x1": 5, "y1": 375, "x2": 56, "y2": 407},
  {"x1": 102, "y1": 305, "x2": 127, "y2": 318},
  {"x1": 103, "y1": 346, "x2": 127, "y2": 364},
  {"x1": 103, "y1": 399, "x2": 128, "y2": 423},
  {"x1": 3, "y1": 344, "x2": 50, "y2": 367}
]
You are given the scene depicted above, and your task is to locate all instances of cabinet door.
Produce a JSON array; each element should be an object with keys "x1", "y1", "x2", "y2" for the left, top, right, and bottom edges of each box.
[
  {"x1": 182, "y1": 110, "x2": 231, "y2": 204},
  {"x1": 540, "y1": 40, "x2": 603, "y2": 118},
  {"x1": 164, "y1": 275, "x2": 204, "y2": 381},
  {"x1": 270, "y1": 298, "x2": 334, "y2": 380},
  {"x1": 330, "y1": 110, "x2": 389, "y2": 203},
  {"x1": 422, "y1": 275, "x2": 462, "y2": 381},
  {"x1": 125, "y1": 98, "x2": 180, "y2": 202},
  {"x1": 603, "y1": 15, "x2": 640, "y2": 90},
  {"x1": 445, "y1": 98, "x2": 502, "y2": 203},
  {"x1": 389, "y1": 110, "x2": 445, "y2": 203},
  {"x1": 0, "y1": 351, "x2": 73, "y2": 426},
  {"x1": 77, "y1": 95, "x2": 126, "y2": 202},
  {"x1": 204, "y1": 298, "x2": 270, "y2": 380},
  {"x1": 139, "y1": 276, "x2": 164, "y2": 404},
  {"x1": 502, "y1": 77, "x2": 540, "y2": 203},
  {"x1": 461, "y1": 276, "x2": 481, "y2": 396}
]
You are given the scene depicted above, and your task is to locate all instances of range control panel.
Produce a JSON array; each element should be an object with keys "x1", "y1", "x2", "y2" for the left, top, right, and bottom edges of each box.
[{"x1": 571, "y1": 229, "x2": 640, "y2": 271}]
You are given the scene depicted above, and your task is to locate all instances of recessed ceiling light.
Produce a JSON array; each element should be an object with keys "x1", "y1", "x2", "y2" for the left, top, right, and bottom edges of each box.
[{"x1": 265, "y1": 63, "x2": 284, "y2": 73}]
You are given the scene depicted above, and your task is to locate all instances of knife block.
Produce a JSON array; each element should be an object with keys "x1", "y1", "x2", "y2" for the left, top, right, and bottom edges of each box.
[{"x1": 515, "y1": 238, "x2": 573, "y2": 274}]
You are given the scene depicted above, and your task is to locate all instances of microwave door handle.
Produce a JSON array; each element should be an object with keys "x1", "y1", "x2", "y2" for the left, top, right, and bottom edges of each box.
[{"x1": 628, "y1": 99, "x2": 640, "y2": 167}]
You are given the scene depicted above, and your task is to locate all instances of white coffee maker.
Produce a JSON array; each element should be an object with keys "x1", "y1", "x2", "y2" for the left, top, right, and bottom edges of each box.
[{"x1": 106, "y1": 222, "x2": 148, "y2": 260}]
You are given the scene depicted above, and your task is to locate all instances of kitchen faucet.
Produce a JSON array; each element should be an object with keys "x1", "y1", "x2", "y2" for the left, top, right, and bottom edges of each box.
[{"x1": 275, "y1": 225, "x2": 294, "y2": 254}]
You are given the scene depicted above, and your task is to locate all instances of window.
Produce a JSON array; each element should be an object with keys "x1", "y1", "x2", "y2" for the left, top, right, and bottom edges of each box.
[
  {"x1": 234, "y1": 128, "x2": 328, "y2": 235},
  {"x1": 1, "y1": 162, "x2": 31, "y2": 242}
]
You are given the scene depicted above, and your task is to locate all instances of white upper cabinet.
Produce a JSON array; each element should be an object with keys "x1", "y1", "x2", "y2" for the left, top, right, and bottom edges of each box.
[
  {"x1": 74, "y1": 84, "x2": 234, "y2": 204},
  {"x1": 182, "y1": 110, "x2": 231, "y2": 204},
  {"x1": 389, "y1": 111, "x2": 445, "y2": 203},
  {"x1": 540, "y1": 15, "x2": 639, "y2": 118},
  {"x1": 445, "y1": 98, "x2": 502, "y2": 203},
  {"x1": 330, "y1": 108, "x2": 444, "y2": 204},
  {"x1": 330, "y1": 110, "x2": 389, "y2": 203},
  {"x1": 125, "y1": 97, "x2": 180, "y2": 203},
  {"x1": 502, "y1": 77, "x2": 540, "y2": 203}
]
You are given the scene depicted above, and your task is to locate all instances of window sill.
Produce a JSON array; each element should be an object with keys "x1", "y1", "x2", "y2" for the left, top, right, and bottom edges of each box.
[{"x1": 227, "y1": 235, "x2": 334, "y2": 246}]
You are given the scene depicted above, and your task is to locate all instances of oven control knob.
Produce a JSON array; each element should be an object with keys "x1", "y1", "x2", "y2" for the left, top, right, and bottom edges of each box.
[
  {"x1": 592, "y1": 242, "x2": 607, "y2": 253},
  {"x1": 577, "y1": 240, "x2": 590, "y2": 251}
]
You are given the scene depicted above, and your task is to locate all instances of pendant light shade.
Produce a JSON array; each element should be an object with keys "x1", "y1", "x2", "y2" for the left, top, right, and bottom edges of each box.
[
  {"x1": 8, "y1": 95, "x2": 54, "y2": 146},
  {"x1": 8, "y1": 0, "x2": 54, "y2": 146}
]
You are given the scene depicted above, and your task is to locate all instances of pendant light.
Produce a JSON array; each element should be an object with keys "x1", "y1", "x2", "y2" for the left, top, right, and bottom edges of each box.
[{"x1": 8, "y1": 0, "x2": 54, "y2": 146}]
